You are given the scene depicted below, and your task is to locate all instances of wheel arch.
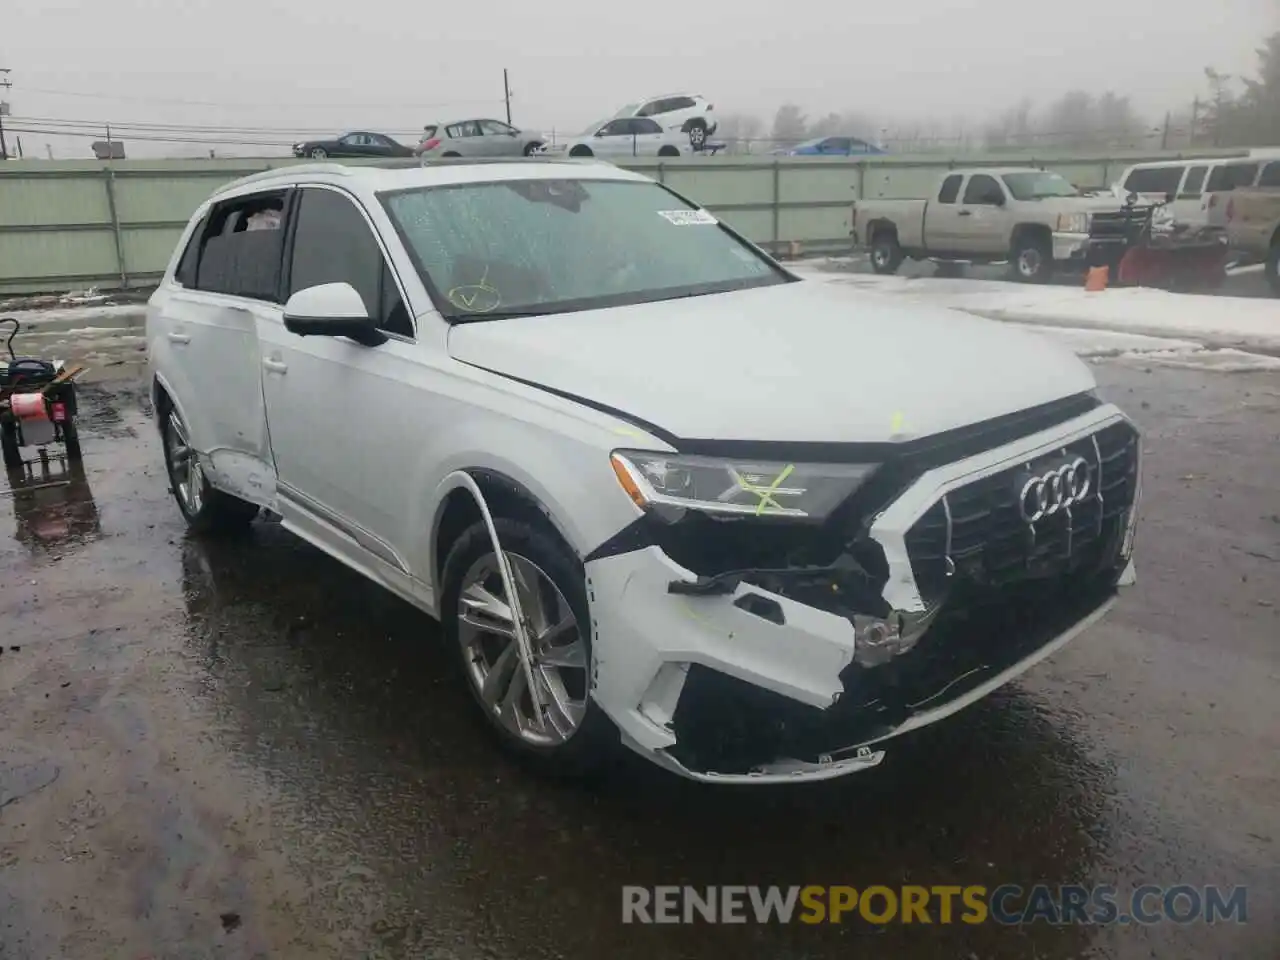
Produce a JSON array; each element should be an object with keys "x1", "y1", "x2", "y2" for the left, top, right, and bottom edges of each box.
[
  {"x1": 866, "y1": 218, "x2": 898, "y2": 244},
  {"x1": 429, "y1": 469, "x2": 581, "y2": 590},
  {"x1": 1011, "y1": 221, "x2": 1053, "y2": 248}
]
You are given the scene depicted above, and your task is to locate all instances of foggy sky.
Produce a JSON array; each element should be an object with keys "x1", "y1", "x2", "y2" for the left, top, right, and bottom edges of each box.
[{"x1": 4, "y1": 0, "x2": 1277, "y2": 157}]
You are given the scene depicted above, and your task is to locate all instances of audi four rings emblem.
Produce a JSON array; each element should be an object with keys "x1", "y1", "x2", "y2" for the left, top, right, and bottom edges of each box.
[{"x1": 1019, "y1": 458, "x2": 1092, "y2": 523}]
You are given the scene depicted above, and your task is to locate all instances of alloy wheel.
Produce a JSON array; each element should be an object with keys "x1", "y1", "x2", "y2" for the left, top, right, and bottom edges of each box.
[
  {"x1": 165, "y1": 411, "x2": 204, "y2": 516},
  {"x1": 457, "y1": 551, "x2": 588, "y2": 746}
]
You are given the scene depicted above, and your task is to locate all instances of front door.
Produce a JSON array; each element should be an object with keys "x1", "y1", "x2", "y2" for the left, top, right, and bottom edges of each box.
[
  {"x1": 954, "y1": 173, "x2": 1009, "y2": 255},
  {"x1": 256, "y1": 184, "x2": 423, "y2": 587}
]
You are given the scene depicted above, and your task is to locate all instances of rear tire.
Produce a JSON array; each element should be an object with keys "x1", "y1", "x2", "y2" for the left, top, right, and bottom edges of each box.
[
  {"x1": 657, "y1": 145, "x2": 680, "y2": 157},
  {"x1": 160, "y1": 400, "x2": 258, "y2": 535},
  {"x1": 1010, "y1": 232, "x2": 1053, "y2": 283},
  {"x1": 870, "y1": 232, "x2": 904, "y2": 275},
  {"x1": 441, "y1": 517, "x2": 617, "y2": 778},
  {"x1": 1266, "y1": 243, "x2": 1280, "y2": 297},
  {"x1": 568, "y1": 145, "x2": 593, "y2": 158}
]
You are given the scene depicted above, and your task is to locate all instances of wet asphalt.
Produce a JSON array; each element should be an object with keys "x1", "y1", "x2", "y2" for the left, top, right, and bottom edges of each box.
[{"x1": 0, "y1": 365, "x2": 1276, "y2": 960}]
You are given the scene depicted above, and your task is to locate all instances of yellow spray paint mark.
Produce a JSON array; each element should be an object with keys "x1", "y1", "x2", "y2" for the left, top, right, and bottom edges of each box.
[
  {"x1": 890, "y1": 410, "x2": 906, "y2": 434},
  {"x1": 734, "y1": 463, "x2": 796, "y2": 516}
]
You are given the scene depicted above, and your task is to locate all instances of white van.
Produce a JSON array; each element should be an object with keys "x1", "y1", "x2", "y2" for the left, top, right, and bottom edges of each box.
[{"x1": 1116, "y1": 152, "x2": 1280, "y2": 229}]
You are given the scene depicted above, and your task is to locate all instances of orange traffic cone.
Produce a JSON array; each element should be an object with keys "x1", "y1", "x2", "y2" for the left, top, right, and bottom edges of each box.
[{"x1": 1085, "y1": 265, "x2": 1109, "y2": 291}]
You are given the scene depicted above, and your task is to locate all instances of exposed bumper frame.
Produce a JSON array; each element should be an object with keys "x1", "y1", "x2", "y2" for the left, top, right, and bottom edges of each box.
[{"x1": 583, "y1": 402, "x2": 1139, "y2": 783}]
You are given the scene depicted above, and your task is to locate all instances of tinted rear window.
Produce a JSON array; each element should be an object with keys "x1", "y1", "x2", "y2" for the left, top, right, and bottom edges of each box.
[
  {"x1": 1258, "y1": 161, "x2": 1280, "y2": 188},
  {"x1": 1123, "y1": 166, "x2": 1183, "y2": 195},
  {"x1": 1206, "y1": 163, "x2": 1258, "y2": 191}
]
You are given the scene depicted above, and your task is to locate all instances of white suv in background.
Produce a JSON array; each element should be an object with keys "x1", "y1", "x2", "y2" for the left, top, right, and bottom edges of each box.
[
  {"x1": 612, "y1": 93, "x2": 717, "y2": 150},
  {"x1": 146, "y1": 157, "x2": 1140, "y2": 784}
]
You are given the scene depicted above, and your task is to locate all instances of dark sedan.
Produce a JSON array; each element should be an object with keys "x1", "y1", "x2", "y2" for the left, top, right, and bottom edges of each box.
[{"x1": 292, "y1": 131, "x2": 415, "y2": 160}]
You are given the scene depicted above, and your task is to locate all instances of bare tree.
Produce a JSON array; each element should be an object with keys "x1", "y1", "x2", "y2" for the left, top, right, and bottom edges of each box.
[{"x1": 770, "y1": 104, "x2": 808, "y2": 148}]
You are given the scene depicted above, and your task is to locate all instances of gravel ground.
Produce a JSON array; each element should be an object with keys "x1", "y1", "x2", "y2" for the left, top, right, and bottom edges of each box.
[{"x1": 0, "y1": 365, "x2": 1276, "y2": 960}]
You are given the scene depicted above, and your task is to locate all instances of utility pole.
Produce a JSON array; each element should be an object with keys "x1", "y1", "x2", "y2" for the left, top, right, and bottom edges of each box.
[
  {"x1": 503, "y1": 69, "x2": 512, "y2": 125},
  {"x1": 1160, "y1": 111, "x2": 1171, "y2": 150},
  {"x1": 0, "y1": 67, "x2": 12, "y2": 161},
  {"x1": 1189, "y1": 97, "x2": 1201, "y2": 146}
]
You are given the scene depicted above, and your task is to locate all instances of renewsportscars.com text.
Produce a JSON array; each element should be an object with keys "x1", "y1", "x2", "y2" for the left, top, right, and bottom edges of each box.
[{"x1": 621, "y1": 884, "x2": 1249, "y2": 926}]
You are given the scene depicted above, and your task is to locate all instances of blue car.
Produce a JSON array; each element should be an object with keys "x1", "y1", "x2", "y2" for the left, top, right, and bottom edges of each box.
[{"x1": 777, "y1": 135, "x2": 885, "y2": 156}]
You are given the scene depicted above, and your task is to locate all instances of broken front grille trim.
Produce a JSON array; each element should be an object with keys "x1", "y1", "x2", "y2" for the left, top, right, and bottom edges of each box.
[
  {"x1": 903, "y1": 420, "x2": 1139, "y2": 599},
  {"x1": 867, "y1": 403, "x2": 1136, "y2": 616}
]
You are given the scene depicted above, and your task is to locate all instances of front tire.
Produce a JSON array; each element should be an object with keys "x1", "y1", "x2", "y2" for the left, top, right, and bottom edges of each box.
[
  {"x1": 309, "y1": 147, "x2": 328, "y2": 159},
  {"x1": 870, "y1": 232, "x2": 904, "y2": 275},
  {"x1": 568, "y1": 145, "x2": 593, "y2": 158},
  {"x1": 1010, "y1": 232, "x2": 1053, "y2": 283},
  {"x1": 522, "y1": 141, "x2": 543, "y2": 156},
  {"x1": 160, "y1": 402, "x2": 258, "y2": 535},
  {"x1": 441, "y1": 517, "x2": 616, "y2": 776}
]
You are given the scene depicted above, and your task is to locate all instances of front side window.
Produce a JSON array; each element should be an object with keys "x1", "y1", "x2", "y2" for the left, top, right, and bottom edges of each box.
[
  {"x1": 631, "y1": 118, "x2": 662, "y2": 135},
  {"x1": 937, "y1": 175, "x2": 962, "y2": 204},
  {"x1": 381, "y1": 179, "x2": 789, "y2": 321},
  {"x1": 288, "y1": 188, "x2": 412, "y2": 337},
  {"x1": 1001, "y1": 171, "x2": 1079, "y2": 200},
  {"x1": 598, "y1": 119, "x2": 631, "y2": 137}
]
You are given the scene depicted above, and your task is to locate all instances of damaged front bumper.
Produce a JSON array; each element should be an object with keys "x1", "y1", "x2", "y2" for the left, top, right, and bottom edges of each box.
[{"x1": 583, "y1": 402, "x2": 1141, "y2": 784}]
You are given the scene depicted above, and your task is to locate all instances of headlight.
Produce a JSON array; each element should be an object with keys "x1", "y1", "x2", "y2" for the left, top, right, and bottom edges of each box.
[
  {"x1": 610, "y1": 451, "x2": 877, "y2": 521},
  {"x1": 1056, "y1": 213, "x2": 1090, "y2": 233}
]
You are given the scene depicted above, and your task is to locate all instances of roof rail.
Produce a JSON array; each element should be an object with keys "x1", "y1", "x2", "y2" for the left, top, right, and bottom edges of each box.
[{"x1": 212, "y1": 161, "x2": 354, "y2": 196}]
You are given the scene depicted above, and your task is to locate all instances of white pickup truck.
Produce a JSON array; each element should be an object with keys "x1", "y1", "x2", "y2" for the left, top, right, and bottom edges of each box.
[{"x1": 852, "y1": 167, "x2": 1143, "y2": 282}]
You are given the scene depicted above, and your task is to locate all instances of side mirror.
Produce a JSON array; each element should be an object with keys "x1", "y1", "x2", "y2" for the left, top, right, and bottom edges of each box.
[
  {"x1": 594, "y1": 129, "x2": 606, "y2": 138},
  {"x1": 283, "y1": 283, "x2": 387, "y2": 347}
]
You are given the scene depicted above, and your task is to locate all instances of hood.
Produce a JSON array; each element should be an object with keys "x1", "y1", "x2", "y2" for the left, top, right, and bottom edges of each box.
[
  {"x1": 447, "y1": 279, "x2": 1096, "y2": 445},
  {"x1": 1037, "y1": 195, "x2": 1139, "y2": 214}
]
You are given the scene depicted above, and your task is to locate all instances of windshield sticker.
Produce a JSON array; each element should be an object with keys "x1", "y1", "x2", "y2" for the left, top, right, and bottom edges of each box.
[{"x1": 658, "y1": 209, "x2": 717, "y2": 226}]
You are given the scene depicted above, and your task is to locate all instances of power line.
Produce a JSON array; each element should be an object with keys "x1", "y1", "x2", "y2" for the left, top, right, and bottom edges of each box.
[
  {"x1": 12, "y1": 114, "x2": 426, "y2": 138},
  {"x1": 19, "y1": 84, "x2": 506, "y2": 111}
]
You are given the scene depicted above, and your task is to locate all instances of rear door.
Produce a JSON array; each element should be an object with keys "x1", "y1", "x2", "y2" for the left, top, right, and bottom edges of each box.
[
  {"x1": 477, "y1": 119, "x2": 522, "y2": 156},
  {"x1": 159, "y1": 190, "x2": 286, "y2": 504},
  {"x1": 628, "y1": 118, "x2": 669, "y2": 154}
]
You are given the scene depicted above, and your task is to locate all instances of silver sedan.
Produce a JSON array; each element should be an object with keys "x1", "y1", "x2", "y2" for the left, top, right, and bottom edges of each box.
[{"x1": 415, "y1": 119, "x2": 546, "y2": 158}]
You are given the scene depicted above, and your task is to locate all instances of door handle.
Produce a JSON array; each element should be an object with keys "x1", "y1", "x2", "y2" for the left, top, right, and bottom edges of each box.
[
  {"x1": 167, "y1": 332, "x2": 191, "y2": 344},
  {"x1": 957, "y1": 210, "x2": 973, "y2": 217},
  {"x1": 262, "y1": 359, "x2": 288, "y2": 374}
]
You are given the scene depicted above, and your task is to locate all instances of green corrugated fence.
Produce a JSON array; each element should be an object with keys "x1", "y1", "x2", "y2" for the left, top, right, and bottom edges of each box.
[{"x1": 0, "y1": 148, "x2": 1249, "y2": 295}]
